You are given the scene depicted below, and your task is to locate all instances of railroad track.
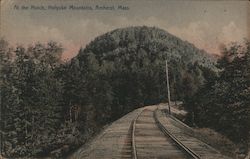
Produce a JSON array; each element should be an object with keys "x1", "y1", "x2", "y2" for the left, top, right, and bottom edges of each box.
[
  {"x1": 70, "y1": 105, "x2": 228, "y2": 159},
  {"x1": 131, "y1": 107, "x2": 200, "y2": 159}
]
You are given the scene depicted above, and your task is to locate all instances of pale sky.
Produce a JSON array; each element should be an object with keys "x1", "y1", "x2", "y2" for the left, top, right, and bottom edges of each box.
[{"x1": 1, "y1": 0, "x2": 249, "y2": 60}]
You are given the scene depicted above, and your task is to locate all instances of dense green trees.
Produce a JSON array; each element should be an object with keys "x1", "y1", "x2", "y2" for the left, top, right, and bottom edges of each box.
[
  {"x1": 0, "y1": 39, "x2": 117, "y2": 157},
  {"x1": 0, "y1": 26, "x2": 220, "y2": 158},
  {"x1": 72, "y1": 26, "x2": 215, "y2": 118},
  {"x1": 0, "y1": 40, "x2": 68, "y2": 157},
  {"x1": 185, "y1": 41, "x2": 250, "y2": 144}
]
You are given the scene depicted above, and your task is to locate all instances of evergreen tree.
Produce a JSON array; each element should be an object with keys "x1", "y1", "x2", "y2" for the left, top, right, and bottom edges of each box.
[{"x1": 185, "y1": 41, "x2": 250, "y2": 144}]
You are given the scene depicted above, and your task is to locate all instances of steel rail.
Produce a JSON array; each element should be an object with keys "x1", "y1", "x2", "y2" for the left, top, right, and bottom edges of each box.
[
  {"x1": 131, "y1": 109, "x2": 144, "y2": 159},
  {"x1": 153, "y1": 108, "x2": 201, "y2": 159}
]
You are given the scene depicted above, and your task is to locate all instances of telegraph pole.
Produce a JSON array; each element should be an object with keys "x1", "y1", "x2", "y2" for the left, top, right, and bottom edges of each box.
[{"x1": 166, "y1": 60, "x2": 171, "y2": 114}]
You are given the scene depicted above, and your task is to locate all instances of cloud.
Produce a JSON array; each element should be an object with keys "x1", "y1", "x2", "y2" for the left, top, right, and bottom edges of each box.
[
  {"x1": 67, "y1": 16, "x2": 171, "y2": 51},
  {"x1": 218, "y1": 21, "x2": 246, "y2": 45},
  {"x1": 4, "y1": 10, "x2": 248, "y2": 59},
  {"x1": 74, "y1": 16, "x2": 171, "y2": 45},
  {"x1": 167, "y1": 21, "x2": 247, "y2": 55},
  {"x1": 168, "y1": 21, "x2": 219, "y2": 54},
  {"x1": 78, "y1": 19, "x2": 114, "y2": 45},
  {"x1": 2, "y1": 0, "x2": 249, "y2": 59},
  {"x1": 6, "y1": 22, "x2": 79, "y2": 60},
  {"x1": 62, "y1": 20, "x2": 248, "y2": 58}
]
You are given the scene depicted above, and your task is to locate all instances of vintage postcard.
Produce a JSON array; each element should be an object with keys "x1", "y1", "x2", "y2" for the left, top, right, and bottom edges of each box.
[{"x1": 0, "y1": 0, "x2": 249, "y2": 158}]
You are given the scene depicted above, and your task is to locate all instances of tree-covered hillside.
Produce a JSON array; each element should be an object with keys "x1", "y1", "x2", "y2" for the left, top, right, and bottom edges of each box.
[
  {"x1": 67, "y1": 26, "x2": 217, "y2": 121},
  {"x1": 185, "y1": 41, "x2": 250, "y2": 146},
  {"x1": 82, "y1": 26, "x2": 215, "y2": 68},
  {"x1": 0, "y1": 26, "x2": 220, "y2": 158}
]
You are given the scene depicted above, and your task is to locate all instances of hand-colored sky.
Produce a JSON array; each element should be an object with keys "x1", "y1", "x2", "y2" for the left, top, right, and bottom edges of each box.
[{"x1": 1, "y1": 0, "x2": 249, "y2": 60}]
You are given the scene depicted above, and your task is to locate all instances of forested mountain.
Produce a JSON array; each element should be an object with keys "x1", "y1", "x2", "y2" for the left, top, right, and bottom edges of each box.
[
  {"x1": 67, "y1": 26, "x2": 217, "y2": 120},
  {"x1": 81, "y1": 26, "x2": 216, "y2": 68},
  {"x1": 0, "y1": 26, "x2": 222, "y2": 158}
]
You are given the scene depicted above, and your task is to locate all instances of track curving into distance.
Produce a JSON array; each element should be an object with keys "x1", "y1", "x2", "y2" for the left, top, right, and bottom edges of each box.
[{"x1": 131, "y1": 107, "x2": 200, "y2": 159}]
